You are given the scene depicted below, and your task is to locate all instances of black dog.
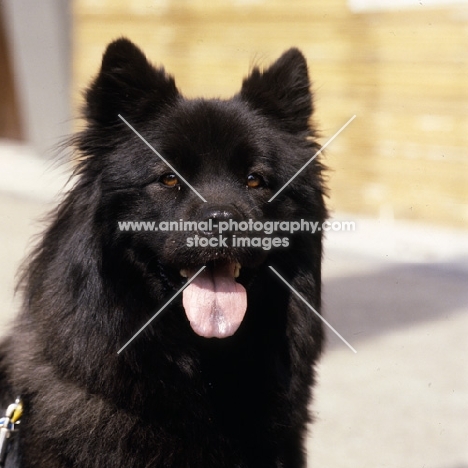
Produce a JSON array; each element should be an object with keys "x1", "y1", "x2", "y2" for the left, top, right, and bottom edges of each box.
[{"x1": 0, "y1": 38, "x2": 326, "y2": 467}]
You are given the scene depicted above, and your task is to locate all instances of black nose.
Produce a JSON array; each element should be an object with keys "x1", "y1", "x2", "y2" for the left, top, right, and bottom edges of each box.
[{"x1": 198, "y1": 204, "x2": 242, "y2": 236}]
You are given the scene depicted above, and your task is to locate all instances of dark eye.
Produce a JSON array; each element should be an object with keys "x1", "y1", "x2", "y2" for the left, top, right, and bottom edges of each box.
[
  {"x1": 246, "y1": 173, "x2": 264, "y2": 188},
  {"x1": 159, "y1": 173, "x2": 179, "y2": 187}
]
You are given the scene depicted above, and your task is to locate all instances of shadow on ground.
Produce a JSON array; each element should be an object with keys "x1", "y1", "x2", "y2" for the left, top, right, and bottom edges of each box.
[{"x1": 323, "y1": 261, "x2": 468, "y2": 348}]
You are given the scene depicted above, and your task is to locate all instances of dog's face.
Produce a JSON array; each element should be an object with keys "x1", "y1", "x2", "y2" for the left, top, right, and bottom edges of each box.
[{"x1": 76, "y1": 39, "x2": 325, "y2": 339}]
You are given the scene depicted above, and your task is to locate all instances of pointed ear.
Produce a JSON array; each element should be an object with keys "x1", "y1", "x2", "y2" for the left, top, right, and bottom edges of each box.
[
  {"x1": 84, "y1": 38, "x2": 179, "y2": 125},
  {"x1": 240, "y1": 48, "x2": 313, "y2": 134}
]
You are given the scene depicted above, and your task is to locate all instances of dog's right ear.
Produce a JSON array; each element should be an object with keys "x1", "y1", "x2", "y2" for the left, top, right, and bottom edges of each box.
[
  {"x1": 84, "y1": 38, "x2": 179, "y2": 125},
  {"x1": 240, "y1": 48, "x2": 313, "y2": 134}
]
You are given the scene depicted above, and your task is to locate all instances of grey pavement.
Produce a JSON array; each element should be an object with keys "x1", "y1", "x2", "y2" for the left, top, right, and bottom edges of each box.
[
  {"x1": 307, "y1": 219, "x2": 468, "y2": 468},
  {"x1": 0, "y1": 143, "x2": 467, "y2": 467}
]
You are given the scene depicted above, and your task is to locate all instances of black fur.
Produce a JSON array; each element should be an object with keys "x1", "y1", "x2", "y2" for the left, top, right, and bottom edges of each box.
[{"x1": 0, "y1": 38, "x2": 326, "y2": 467}]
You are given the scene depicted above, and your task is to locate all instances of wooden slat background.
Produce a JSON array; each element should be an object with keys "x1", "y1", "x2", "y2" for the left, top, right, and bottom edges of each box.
[
  {"x1": 73, "y1": 0, "x2": 468, "y2": 228},
  {"x1": 0, "y1": 8, "x2": 23, "y2": 140}
]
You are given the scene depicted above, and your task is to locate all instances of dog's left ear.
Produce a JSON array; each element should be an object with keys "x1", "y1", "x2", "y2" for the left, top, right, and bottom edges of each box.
[
  {"x1": 240, "y1": 49, "x2": 313, "y2": 134},
  {"x1": 84, "y1": 38, "x2": 179, "y2": 125}
]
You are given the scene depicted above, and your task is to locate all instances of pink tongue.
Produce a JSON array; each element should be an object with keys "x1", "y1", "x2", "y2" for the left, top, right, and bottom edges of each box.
[{"x1": 182, "y1": 263, "x2": 247, "y2": 338}]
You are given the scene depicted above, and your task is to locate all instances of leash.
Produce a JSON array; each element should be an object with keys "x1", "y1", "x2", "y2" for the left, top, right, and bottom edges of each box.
[{"x1": 0, "y1": 398, "x2": 22, "y2": 467}]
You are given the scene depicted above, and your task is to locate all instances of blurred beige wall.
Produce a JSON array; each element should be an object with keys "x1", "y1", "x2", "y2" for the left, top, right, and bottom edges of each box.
[{"x1": 73, "y1": 0, "x2": 468, "y2": 228}]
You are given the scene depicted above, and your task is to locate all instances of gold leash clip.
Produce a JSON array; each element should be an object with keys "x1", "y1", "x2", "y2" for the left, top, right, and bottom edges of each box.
[{"x1": 0, "y1": 397, "x2": 22, "y2": 467}]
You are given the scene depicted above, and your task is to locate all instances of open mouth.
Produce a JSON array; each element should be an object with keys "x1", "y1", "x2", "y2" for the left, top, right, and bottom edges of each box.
[{"x1": 180, "y1": 260, "x2": 247, "y2": 339}]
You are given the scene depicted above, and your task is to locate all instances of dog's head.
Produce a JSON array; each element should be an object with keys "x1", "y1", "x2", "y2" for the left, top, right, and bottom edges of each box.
[{"x1": 75, "y1": 38, "x2": 325, "y2": 339}]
